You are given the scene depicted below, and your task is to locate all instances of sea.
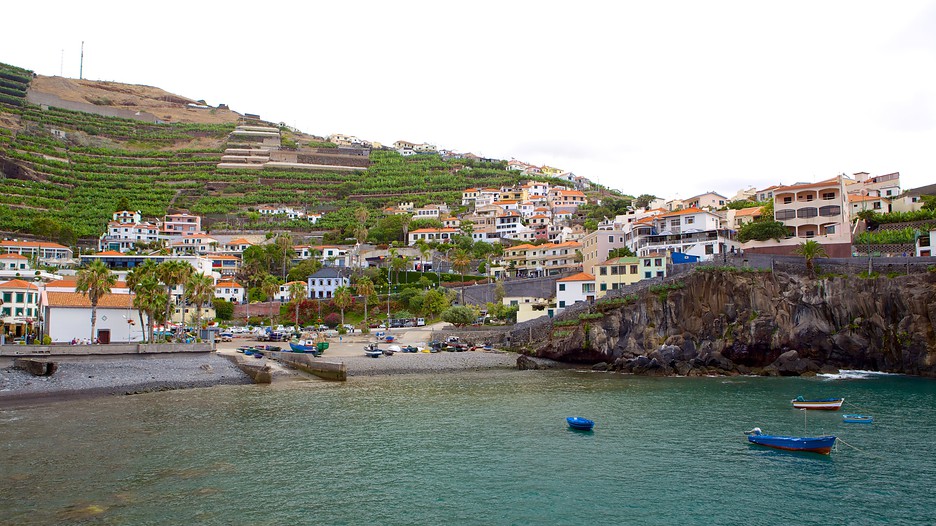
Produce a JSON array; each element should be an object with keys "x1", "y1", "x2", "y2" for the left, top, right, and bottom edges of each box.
[{"x1": 2, "y1": 369, "x2": 935, "y2": 526}]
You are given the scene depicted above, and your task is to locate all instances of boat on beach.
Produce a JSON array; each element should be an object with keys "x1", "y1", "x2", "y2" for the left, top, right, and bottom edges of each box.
[
  {"x1": 289, "y1": 339, "x2": 327, "y2": 356},
  {"x1": 843, "y1": 414, "x2": 873, "y2": 424},
  {"x1": 791, "y1": 396, "x2": 844, "y2": 410},
  {"x1": 746, "y1": 428, "x2": 836, "y2": 454},
  {"x1": 566, "y1": 416, "x2": 595, "y2": 431}
]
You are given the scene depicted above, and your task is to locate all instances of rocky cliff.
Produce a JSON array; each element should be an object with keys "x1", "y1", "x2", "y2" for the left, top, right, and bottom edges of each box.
[{"x1": 533, "y1": 268, "x2": 936, "y2": 377}]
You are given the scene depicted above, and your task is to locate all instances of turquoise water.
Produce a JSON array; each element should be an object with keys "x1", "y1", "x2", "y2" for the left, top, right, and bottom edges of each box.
[{"x1": 2, "y1": 370, "x2": 935, "y2": 525}]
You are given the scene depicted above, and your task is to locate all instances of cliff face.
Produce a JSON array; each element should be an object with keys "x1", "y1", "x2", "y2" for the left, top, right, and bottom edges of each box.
[{"x1": 534, "y1": 269, "x2": 936, "y2": 377}]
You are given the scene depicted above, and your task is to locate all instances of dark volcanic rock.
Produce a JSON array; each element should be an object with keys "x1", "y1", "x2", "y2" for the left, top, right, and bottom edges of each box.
[{"x1": 532, "y1": 269, "x2": 936, "y2": 377}]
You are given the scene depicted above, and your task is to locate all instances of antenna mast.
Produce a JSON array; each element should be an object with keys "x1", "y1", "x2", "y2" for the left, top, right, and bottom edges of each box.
[{"x1": 79, "y1": 41, "x2": 84, "y2": 79}]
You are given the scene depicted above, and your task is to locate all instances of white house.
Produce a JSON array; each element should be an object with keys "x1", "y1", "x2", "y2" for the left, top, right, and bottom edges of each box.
[
  {"x1": 43, "y1": 291, "x2": 145, "y2": 343},
  {"x1": 555, "y1": 272, "x2": 595, "y2": 313},
  {"x1": 276, "y1": 281, "x2": 308, "y2": 302},
  {"x1": 307, "y1": 268, "x2": 349, "y2": 299},
  {"x1": 214, "y1": 280, "x2": 245, "y2": 303}
]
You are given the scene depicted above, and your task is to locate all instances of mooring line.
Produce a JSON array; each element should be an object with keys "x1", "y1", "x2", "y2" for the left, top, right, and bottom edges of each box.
[{"x1": 836, "y1": 437, "x2": 884, "y2": 459}]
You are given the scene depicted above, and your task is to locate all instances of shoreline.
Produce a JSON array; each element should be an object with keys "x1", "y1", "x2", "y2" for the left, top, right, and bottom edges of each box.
[{"x1": 0, "y1": 344, "x2": 524, "y2": 408}]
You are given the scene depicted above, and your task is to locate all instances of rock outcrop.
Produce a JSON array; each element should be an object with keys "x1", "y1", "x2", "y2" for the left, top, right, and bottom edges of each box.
[{"x1": 533, "y1": 269, "x2": 936, "y2": 377}]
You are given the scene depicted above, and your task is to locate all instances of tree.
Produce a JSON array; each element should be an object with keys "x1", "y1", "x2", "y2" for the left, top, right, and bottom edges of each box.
[
  {"x1": 421, "y1": 289, "x2": 449, "y2": 317},
  {"x1": 451, "y1": 249, "x2": 472, "y2": 304},
  {"x1": 287, "y1": 255, "x2": 322, "y2": 282},
  {"x1": 125, "y1": 260, "x2": 158, "y2": 336},
  {"x1": 157, "y1": 260, "x2": 193, "y2": 334},
  {"x1": 441, "y1": 306, "x2": 476, "y2": 327},
  {"x1": 274, "y1": 232, "x2": 295, "y2": 280},
  {"x1": 608, "y1": 247, "x2": 635, "y2": 258},
  {"x1": 289, "y1": 281, "x2": 307, "y2": 329},
  {"x1": 354, "y1": 276, "x2": 376, "y2": 327},
  {"x1": 333, "y1": 285, "x2": 353, "y2": 327},
  {"x1": 185, "y1": 272, "x2": 216, "y2": 331},
  {"x1": 213, "y1": 298, "x2": 234, "y2": 321},
  {"x1": 793, "y1": 240, "x2": 827, "y2": 276},
  {"x1": 633, "y1": 194, "x2": 658, "y2": 209},
  {"x1": 76, "y1": 260, "x2": 117, "y2": 342},
  {"x1": 261, "y1": 274, "x2": 280, "y2": 331},
  {"x1": 736, "y1": 220, "x2": 789, "y2": 242},
  {"x1": 493, "y1": 281, "x2": 506, "y2": 304}
]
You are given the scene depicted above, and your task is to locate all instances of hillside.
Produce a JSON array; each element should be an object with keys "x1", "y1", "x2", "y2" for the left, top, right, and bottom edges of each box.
[{"x1": 0, "y1": 61, "x2": 581, "y2": 245}]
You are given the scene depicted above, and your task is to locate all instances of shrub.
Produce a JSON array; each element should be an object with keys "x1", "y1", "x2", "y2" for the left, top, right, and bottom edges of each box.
[{"x1": 324, "y1": 312, "x2": 341, "y2": 327}]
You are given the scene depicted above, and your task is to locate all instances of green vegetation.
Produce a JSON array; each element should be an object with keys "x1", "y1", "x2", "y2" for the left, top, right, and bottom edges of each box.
[{"x1": 854, "y1": 227, "x2": 926, "y2": 245}]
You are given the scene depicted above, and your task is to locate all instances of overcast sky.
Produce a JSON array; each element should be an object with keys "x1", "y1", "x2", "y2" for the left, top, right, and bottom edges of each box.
[{"x1": 3, "y1": 1, "x2": 935, "y2": 199}]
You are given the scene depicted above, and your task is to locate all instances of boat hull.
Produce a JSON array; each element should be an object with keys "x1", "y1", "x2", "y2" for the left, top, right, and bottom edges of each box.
[
  {"x1": 791, "y1": 398, "x2": 844, "y2": 410},
  {"x1": 566, "y1": 417, "x2": 595, "y2": 431},
  {"x1": 843, "y1": 414, "x2": 873, "y2": 424},
  {"x1": 748, "y1": 434, "x2": 836, "y2": 454}
]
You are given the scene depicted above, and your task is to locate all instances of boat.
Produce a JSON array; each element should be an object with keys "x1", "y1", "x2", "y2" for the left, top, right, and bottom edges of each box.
[
  {"x1": 843, "y1": 414, "x2": 873, "y2": 424},
  {"x1": 365, "y1": 349, "x2": 382, "y2": 358},
  {"x1": 566, "y1": 416, "x2": 595, "y2": 431},
  {"x1": 289, "y1": 340, "x2": 325, "y2": 356},
  {"x1": 746, "y1": 428, "x2": 836, "y2": 454},
  {"x1": 791, "y1": 396, "x2": 844, "y2": 410}
]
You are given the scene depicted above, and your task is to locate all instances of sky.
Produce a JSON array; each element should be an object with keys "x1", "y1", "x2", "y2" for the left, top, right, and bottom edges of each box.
[{"x1": 3, "y1": 1, "x2": 936, "y2": 200}]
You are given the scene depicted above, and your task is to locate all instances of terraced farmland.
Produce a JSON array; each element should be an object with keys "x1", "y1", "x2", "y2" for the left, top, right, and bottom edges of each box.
[{"x1": 0, "y1": 62, "x2": 538, "y2": 244}]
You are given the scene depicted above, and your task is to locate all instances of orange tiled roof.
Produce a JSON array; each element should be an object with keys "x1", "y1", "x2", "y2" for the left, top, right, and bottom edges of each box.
[
  {"x1": 215, "y1": 281, "x2": 243, "y2": 288},
  {"x1": 94, "y1": 250, "x2": 125, "y2": 256},
  {"x1": 735, "y1": 206, "x2": 762, "y2": 217},
  {"x1": 774, "y1": 177, "x2": 841, "y2": 192},
  {"x1": 0, "y1": 253, "x2": 28, "y2": 259},
  {"x1": 0, "y1": 240, "x2": 69, "y2": 249},
  {"x1": 848, "y1": 194, "x2": 884, "y2": 203},
  {"x1": 558, "y1": 272, "x2": 595, "y2": 282},
  {"x1": 659, "y1": 207, "x2": 706, "y2": 218},
  {"x1": 0, "y1": 278, "x2": 40, "y2": 289},
  {"x1": 45, "y1": 291, "x2": 135, "y2": 308}
]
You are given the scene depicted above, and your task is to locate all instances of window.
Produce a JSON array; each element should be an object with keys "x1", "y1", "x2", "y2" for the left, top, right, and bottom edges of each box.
[
  {"x1": 804, "y1": 230, "x2": 816, "y2": 238},
  {"x1": 15, "y1": 292, "x2": 24, "y2": 303},
  {"x1": 775, "y1": 209, "x2": 796, "y2": 220},
  {"x1": 559, "y1": 301, "x2": 566, "y2": 308},
  {"x1": 783, "y1": 197, "x2": 793, "y2": 204},
  {"x1": 655, "y1": 258, "x2": 663, "y2": 266},
  {"x1": 558, "y1": 284, "x2": 566, "y2": 291},
  {"x1": 600, "y1": 283, "x2": 607, "y2": 291},
  {"x1": 630, "y1": 265, "x2": 638, "y2": 274},
  {"x1": 705, "y1": 244, "x2": 714, "y2": 255},
  {"x1": 643, "y1": 259, "x2": 651, "y2": 266},
  {"x1": 608, "y1": 235, "x2": 614, "y2": 242},
  {"x1": 797, "y1": 208, "x2": 818, "y2": 219},
  {"x1": 818, "y1": 205, "x2": 840, "y2": 217},
  {"x1": 610, "y1": 266, "x2": 618, "y2": 275},
  {"x1": 645, "y1": 272, "x2": 652, "y2": 279},
  {"x1": 583, "y1": 284, "x2": 595, "y2": 293},
  {"x1": 822, "y1": 192, "x2": 835, "y2": 200},
  {"x1": 600, "y1": 267, "x2": 607, "y2": 276},
  {"x1": 824, "y1": 225, "x2": 836, "y2": 235},
  {"x1": 686, "y1": 217, "x2": 694, "y2": 225}
]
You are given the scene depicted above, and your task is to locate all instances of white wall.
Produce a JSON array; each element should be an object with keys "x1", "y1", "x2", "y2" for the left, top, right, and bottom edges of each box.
[{"x1": 47, "y1": 306, "x2": 147, "y2": 343}]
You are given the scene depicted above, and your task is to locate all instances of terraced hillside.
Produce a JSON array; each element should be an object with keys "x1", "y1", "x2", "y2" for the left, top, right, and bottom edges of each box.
[{"x1": 0, "y1": 61, "x2": 548, "y2": 245}]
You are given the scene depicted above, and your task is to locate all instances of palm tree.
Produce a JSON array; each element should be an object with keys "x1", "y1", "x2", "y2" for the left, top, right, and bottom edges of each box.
[
  {"x1": 451, "y1": 249, "x2": 472, "y2": 305},
  {"x1": 76, "y1": 260, "x2": 117, "y2": 342},
  {"x1": 354, "y1": 276, "x2": 375, "y2": 329},
  {"x1": 185, "y1": 272, "x2": 216, "y2": 335},
  {"x1": 793, "y1": 240, "x2": 828, "y2": 276},
  {"x1": 261, "y1": 274, "x2": 280, "y2": 333},
  {"x1": 275, "y1": 232, "x2": 294, "y2": 280},
  {"x1": 288, "y1": 281, "x2": 307, "y2": 330},
  {"x1": 133, "y1": 274, "x2": 166, "y2": 343},
  {"x1": 157, "y1": 260, "x2": 192, "y2": 336},
  {"x1": 333, "y1": 285, "x2": 352, "y2": 327},
  {"x1": 125, "y1": 260, "x2": 158, "y2": 338}
]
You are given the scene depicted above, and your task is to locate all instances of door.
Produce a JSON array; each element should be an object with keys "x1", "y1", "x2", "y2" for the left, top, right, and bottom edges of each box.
[{"x1": 97, "y1": 329, "x2": 111, "y2": 344}]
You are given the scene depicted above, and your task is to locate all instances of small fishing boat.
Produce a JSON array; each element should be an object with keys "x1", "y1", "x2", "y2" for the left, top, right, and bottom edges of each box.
[
  {"x1": 566, "y1": 416, "x2": 595, "y2": 431},
  {"x1": 791, "y1": 396, "x2": 844, "y2": 410},
  {"x1": 746, "y1": 428, "x2": 836, "y2": 454},
  {"x1": 748, "y1": 427, "x2": 836, "y2": 455},
  {"x1": 843, "y1": 414, "x2": 873, "y2": 424},
  {"x1": 365, "y1": 349, "x2": 382, "y2": 358}
]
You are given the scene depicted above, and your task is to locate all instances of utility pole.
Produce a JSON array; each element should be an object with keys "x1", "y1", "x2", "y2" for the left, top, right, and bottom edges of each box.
[{"x1": 79, "y1": 41, "x2": 84, "y2": 80}]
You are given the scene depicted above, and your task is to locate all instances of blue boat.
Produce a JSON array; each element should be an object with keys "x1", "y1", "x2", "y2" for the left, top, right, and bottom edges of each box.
[
  {"x1": 843, "y1": 414, "x2": 873, "y2": 424},
  {"x1": 746, "y1": 428, "x2": 836, "y2": 454},
  {"x1": 566, "y1": 416, "x2": 595, "y2": 431}
]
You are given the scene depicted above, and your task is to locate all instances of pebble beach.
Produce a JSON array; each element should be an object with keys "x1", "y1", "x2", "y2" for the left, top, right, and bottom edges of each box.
[{"x1": 0, "y1": 327, "x2": 521, "y2": 406}]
